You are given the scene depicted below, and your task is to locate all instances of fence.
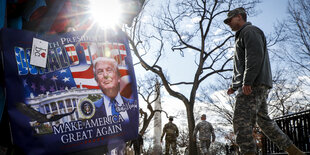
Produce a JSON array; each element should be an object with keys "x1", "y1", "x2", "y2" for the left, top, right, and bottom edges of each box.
[{"x1": 262, "y1": 109, "x2": 310, "y2": 155}]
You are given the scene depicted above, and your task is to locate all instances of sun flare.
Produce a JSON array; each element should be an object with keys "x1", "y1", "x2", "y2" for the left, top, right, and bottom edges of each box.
[{"x1": 89, "y1": 0, "x2": 122, "y2": 29}]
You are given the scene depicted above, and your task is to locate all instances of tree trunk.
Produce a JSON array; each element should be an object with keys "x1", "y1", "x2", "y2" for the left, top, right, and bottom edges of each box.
[{"x1": 186, "y1": 103, "x2": 198, "y2": 155}]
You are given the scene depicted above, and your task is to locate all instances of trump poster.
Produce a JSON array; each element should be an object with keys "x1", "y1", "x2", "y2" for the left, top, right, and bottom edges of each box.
[{"x1": 0, "y1": 28, "x2": 139, "y2": 155}]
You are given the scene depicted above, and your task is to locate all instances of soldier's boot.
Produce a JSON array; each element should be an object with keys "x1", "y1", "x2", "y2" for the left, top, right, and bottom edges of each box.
[
  {"x1": 244, "y1": 152, "x2": 255, "y2": 155},
  {"x1": 285, "y1": 144, "x2": 305, "y2": 155}
]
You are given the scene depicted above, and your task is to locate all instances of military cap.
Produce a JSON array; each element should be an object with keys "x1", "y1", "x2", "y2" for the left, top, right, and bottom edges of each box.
[
  {"x1": 224, "y1": 7, "x2": 246, "y2": 24},
  {"x1": 169, "y1": 116, "x2": 174, "y2": 121}
]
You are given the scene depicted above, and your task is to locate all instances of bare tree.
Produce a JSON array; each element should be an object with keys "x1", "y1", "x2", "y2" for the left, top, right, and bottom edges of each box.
[
  {"x1": 137, "y1": 74, "x2": 169, "y2": 135},
  {"x1": 267, "y1": 68, "x2": 310, "y2": 117},
  {"x1": 199, "y1": 78, "x2": 234, "y2": 126},
  {"x1": 126, "y1": 0, "x2": 261, "y2": 154},
  {"x1": 272, "y1": 1, "x2": 310, "y2": 114},
  {"x1": 277, "y1": 0, "x2": 310, "y2": 77},
  {"x1": 177, "y1": 129, "x2": 190, "y2": 154}
]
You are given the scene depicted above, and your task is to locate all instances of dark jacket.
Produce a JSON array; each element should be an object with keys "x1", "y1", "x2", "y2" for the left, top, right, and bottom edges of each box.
[{"x1": 231, "y1": 22, "x2": 272, "y2": 89}]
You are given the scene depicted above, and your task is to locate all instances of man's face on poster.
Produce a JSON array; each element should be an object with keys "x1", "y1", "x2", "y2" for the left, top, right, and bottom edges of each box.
[{"x1": 95, "y1": 59, "x2": 120, "y2": 98}]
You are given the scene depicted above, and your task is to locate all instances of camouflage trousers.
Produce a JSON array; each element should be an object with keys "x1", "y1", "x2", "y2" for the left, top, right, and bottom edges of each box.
[
  {"x1": 165, "y1": 139, "x2": 177, "y2": 155},
  {"x1": 199, "y1": 139, "x2": 211, "y2": 155},
  {"x1": 233, "y1": 85, "x2": 292, "y2": 154}
]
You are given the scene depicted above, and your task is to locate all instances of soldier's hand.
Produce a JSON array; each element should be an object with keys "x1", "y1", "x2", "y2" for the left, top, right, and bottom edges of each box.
[
  {"x1": 242, "y1": 85, "x2": 252, "y2": 95},
  {"x1": 227, "y1": 88, "x2": 235, "y2": 95}
]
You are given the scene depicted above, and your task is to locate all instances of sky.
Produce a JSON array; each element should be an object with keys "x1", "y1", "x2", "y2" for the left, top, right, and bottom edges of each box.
[
  {"x1": 139, "y1": 0, "x2": 290, "y2": 120},
  {"x1": 251, "y1": 0, "x2": 288, "y2": 34},
  {"x1": 135, "y1": 0, "x2": 289, "y2": 89},
  {"x1": 137, "y1": 0, "x2": 291, "y2": 146}
]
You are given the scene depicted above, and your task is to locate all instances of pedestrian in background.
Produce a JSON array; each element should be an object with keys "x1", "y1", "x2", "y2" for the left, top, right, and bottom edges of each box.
[
  {"x1": 161, "y1": 116, "x2": 179, "y2": 155},
  {"x1": 130, "y1": 132, "x2": 144, "y2": 155},
  {"x1": 193, "y1": 114, "x2": 216, "y2": 155}
]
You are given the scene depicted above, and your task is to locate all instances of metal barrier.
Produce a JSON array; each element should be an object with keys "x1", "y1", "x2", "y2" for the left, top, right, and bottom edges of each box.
[{"x1": 263, "y1": 109, "x2": 310, "y2": 154}]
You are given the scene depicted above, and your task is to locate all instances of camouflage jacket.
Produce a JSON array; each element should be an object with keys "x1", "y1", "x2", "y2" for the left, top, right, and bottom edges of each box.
[
  {"x1": 161, "y1": 122, "x2": 179, "y2": 141},
  {"x1": 193, "y1": 120, "x2": 215, "y2": 141}
]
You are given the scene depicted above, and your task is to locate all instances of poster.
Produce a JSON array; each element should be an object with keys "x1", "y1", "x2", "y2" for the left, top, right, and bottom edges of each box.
[{"x1": 0, "y1": 28, "x2": 139, "y2": 155}]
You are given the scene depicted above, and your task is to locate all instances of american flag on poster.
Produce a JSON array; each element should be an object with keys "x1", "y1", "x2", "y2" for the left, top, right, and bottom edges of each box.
[
  {"x1": 69, "y1": 64, "x2": 99, "y2": 89},
  {"x1": 67, "y1": 42, "x2": 132, "y2": 98},
  {"x1": 15, "y1": 46, "x2": 76, "y2": 98},
  {"x1": 22, "y1": 68, "x2": 77, "y2": 98},
  {"x1": 64, "y1": 44, "x2": 79, "y2": 66},
  {"x1": 80, "y1": 42, "x2": 98, "y2": 64}
]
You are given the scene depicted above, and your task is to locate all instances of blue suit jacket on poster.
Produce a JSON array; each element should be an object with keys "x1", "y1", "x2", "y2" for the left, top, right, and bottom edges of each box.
[
  {"x1": 92, "y1": 95, "x2": 139, "y2": 146},
  {"x1": 93, "y1": 95, "x2": 137, "y2": 119}
]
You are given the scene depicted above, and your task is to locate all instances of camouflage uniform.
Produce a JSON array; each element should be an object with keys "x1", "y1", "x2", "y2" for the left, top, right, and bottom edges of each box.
[
  {"x1": 234, "y1": 86, "x2": 292, "y2": 154},
  {"x1": 225, "y1": 7, "x2": 297, "y2": 155},
  {"x1": 230, "y1": 21, "x2": 293, "y2": 154},
  {"x1": 193, "y1": 120, "x2": 215, "y2": 154},
  {"x1": 161, "y1": 122, "x2": 179, "y2": 155}
]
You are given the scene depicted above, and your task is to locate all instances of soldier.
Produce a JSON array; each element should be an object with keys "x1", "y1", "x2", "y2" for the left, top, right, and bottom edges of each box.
[
  {"x1": 161, "y1": 116, "x2": 179, "y2": 155},
  {"x1": 224, "y1": 7, "x2": 305, "y2": 155},
  {"x1": 193, "y1": 114, "x2": 216, "y2": 155}
]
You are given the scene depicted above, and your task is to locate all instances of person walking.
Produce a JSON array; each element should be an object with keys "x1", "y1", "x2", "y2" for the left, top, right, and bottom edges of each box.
[
  {"x1": 224, "y1": 7, "x2": 305, "y2": 155},
  {"x1": 161, "y1": 116, "x2": 179, "y2": 155},
  {"x1": 193, "y1": 114, "x2": 216, "y2": 155},
  {"x1": 130, "y1": 132, "x2": 144, "y2": 155}
]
